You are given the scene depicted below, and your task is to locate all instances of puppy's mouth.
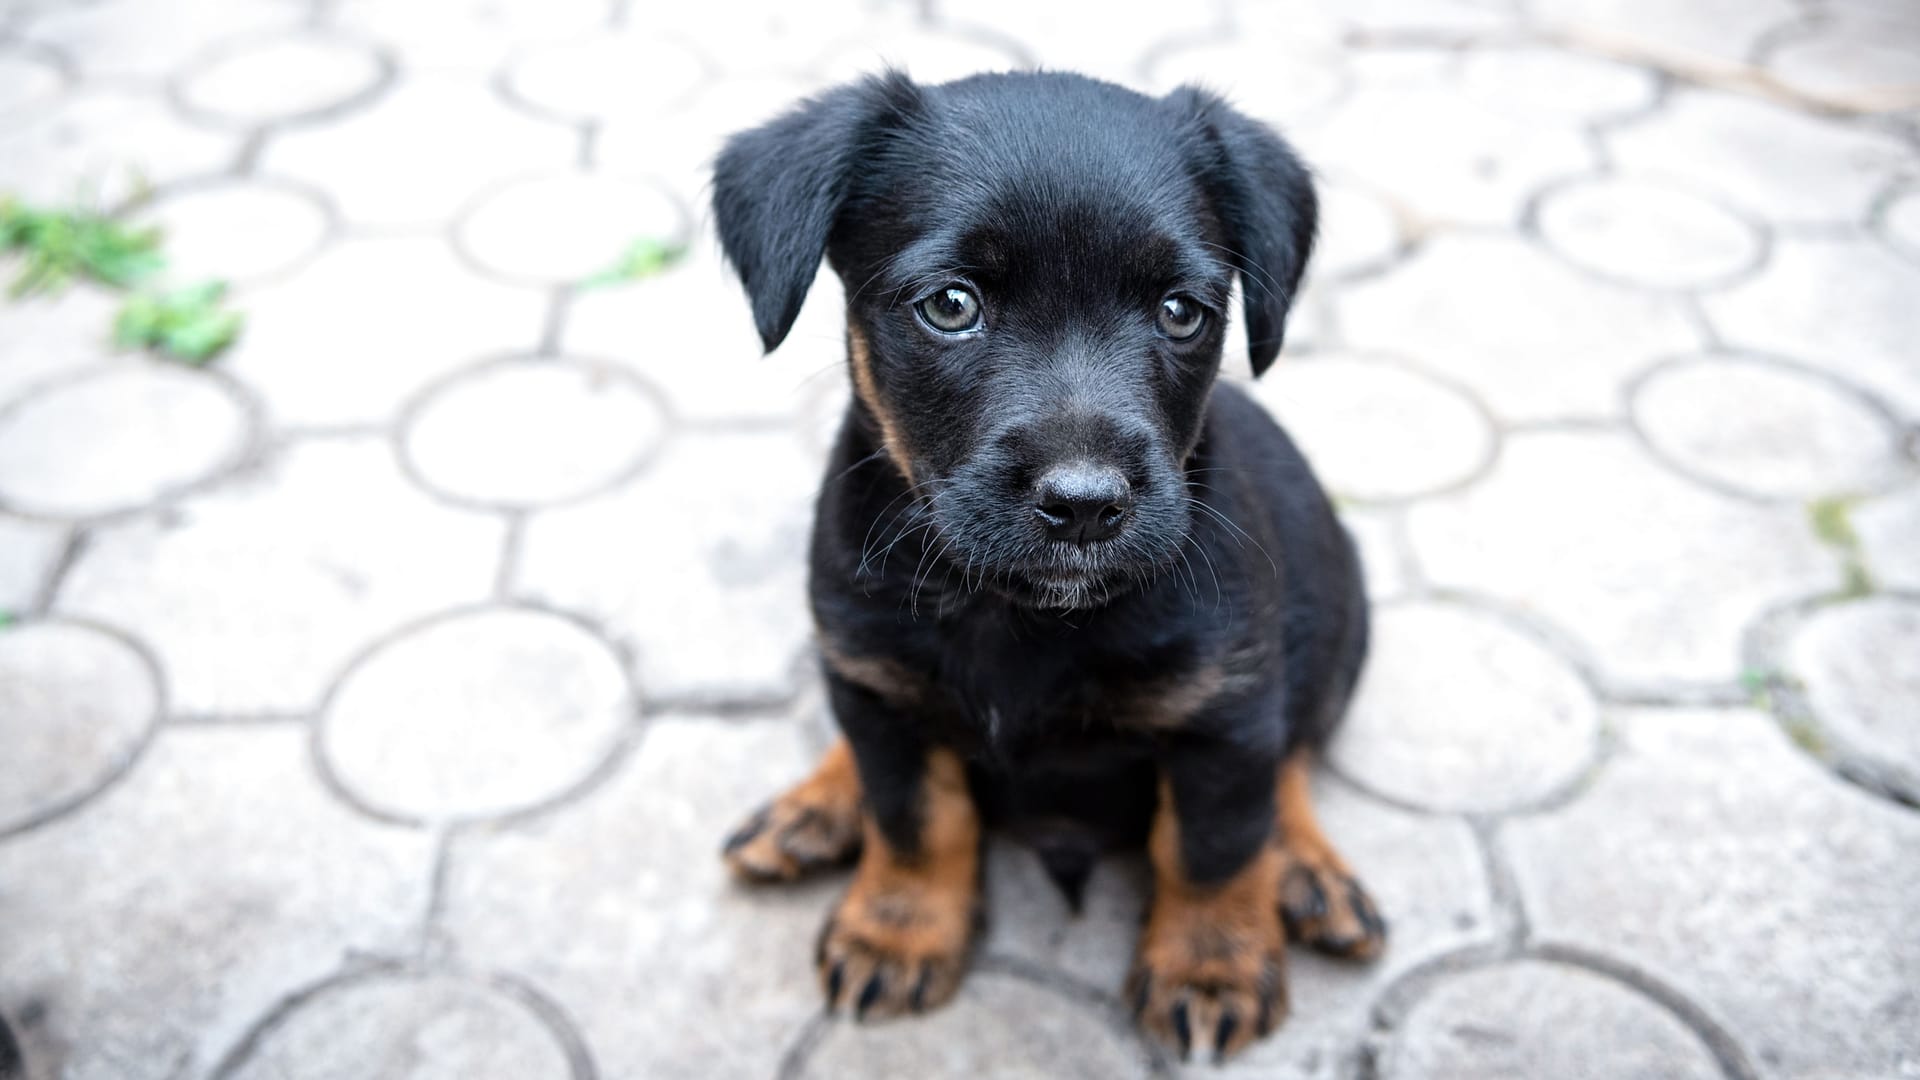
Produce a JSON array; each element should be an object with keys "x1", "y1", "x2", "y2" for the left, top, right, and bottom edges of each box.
[
  {"x1": 1021, "y1": 560, "x2": 1108, "y2": 604},
  {"x1": 988, "y1": 538, "x2": 1170, "y2": 611}
]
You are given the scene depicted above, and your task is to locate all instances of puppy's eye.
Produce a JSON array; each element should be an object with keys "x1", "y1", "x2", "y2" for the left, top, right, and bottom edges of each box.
[
  {"x1": 1158, "y1": 295, "x2": 1205, "y2": 341},
  {"x1": 918, "y1": 287, "x2": 983, "y2": 334}
]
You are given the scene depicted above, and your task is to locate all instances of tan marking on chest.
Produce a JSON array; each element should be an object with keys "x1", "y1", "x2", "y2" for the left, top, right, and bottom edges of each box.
[{"x1": 820, "y1": 636, "x2": 926, "y2": 707}]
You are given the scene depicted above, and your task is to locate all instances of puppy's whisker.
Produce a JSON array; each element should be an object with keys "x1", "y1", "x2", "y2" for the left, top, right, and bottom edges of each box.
[
  {"x1": 856, "y1": 477, "x2": 943, "y2": 575},
  {"x1": 827, "y1": 448, "x2": 890, "y2": 488},
  {"x1": 869, "y1": 513, "x2": 941, "y2": 581},
  {"x1": 1187, "y1": 534, "x2": 1225, "y2": 611},
  {"x1": 1186, "y1": 495, "x2": 1278, "y2": 578},
  {"x1": 907, "y1": 531, "x2": 958, "y2": 617}
]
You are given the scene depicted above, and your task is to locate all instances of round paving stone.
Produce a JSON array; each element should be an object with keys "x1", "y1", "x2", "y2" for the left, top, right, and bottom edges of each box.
[
  {"x1": 799, "y1": 972, "x2": 1149, "y2": 1079},
  {"x1": 1250, "y1": 357, "x2": 1494, "y2": 501},
  {"x1": 133, "y1": 180, "x2": 330, "y2": 285},
  {"x1": 226, "y1": 974, "x2": 573, "y2": 1080},
  {"x1": 1331, "y1": 603, "x2": 1599, "y2": 813},
  {"x1": 320, "y1": 607, "x2": 632, "y2": 821},
  {"x1": 1788, "y1": 596, "x2": 1920, "y2": 798},
  {"x1": 458, "y1": 173, "x2": 686, "y2": 286},
  {"x1": 178, "y1": 33, "x2": 385, "y2": 125},
  {"x1": 0, "y1": 621, "x2": 157, "y2": 834},
  {"x1": 1384, "y1": 960, "x2": 1721, "y2": 1080},
  {"x1": 1538, "y1": 177, "x2": 1761, "y2": 288},
  {"x1": 1632, "y1": 358, "x2": 1904, "y2": 498},
  {"x1": 402, "y1": 358, "x2": 668, "y2": 508},
  {"x1": 0, "y1": 367, "x2": 248, "y2": 519}
]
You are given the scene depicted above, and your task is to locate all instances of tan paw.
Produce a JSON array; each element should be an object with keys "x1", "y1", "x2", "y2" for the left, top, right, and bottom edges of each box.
[
  {"x1": 722, "y1": 742, "x2": 863, "y2": 882},
  {"x1": 1128, "y1": 893, "x2": 1289, "y2": 1063},
  {"x1": 1274, "y1": 844, "x2": 1387, "y2": 960},
  {"x1": 816, "y1": 869, "x2": 977, "y2": 1020},
  {"x1": 723, "y1": 793, "x2": 862, "y2": 883}
]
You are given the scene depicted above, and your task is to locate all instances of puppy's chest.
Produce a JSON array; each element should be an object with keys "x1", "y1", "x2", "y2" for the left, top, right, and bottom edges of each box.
[{"x1": 929, "y1": 624, "x2": 1209, "y2": 765}]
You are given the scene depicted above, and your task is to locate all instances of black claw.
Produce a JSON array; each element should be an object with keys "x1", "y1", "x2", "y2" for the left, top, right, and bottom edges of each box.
[
  {"x1": 1256, "y1": 958, "x2": 1285, "y2": 1034},
  {"x1": 1350, "y1": 881, "x2": 1388, "y2": 944},
  {"x1": 814, "y1": 919, "x2": 833, "y2": 967},
  {"x1": 774, "y1": 808, "x2": 821, "y2": 852},
  {"x1": 723, "y1": 806, "x2": 771, "y2": 854},
  {"x1": 909, "y1": 966, "x2": 933, "y2": 1013},
  {"x1": 1214, "y1": 1010, "x2": 1239, "y2": 1063},
  {"x1": 1319, "y1": 932, "x2": 1362, "y2": 955},
  {"x1": 1284, "y1": 867, "x2": 1328, "y2": 922},
  {"x1": 855, "y1": 975, "x2": 884, "y2": 1019},
  {"x1": 1171, "y1": 1000, "x2": 1192, "y2": 1060},
  {"x1": 826, "y1": 961, "x2": 845, "y2": 1009}
]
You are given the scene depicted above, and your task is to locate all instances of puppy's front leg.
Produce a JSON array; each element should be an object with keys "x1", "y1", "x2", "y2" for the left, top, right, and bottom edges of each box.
[
  {"x1": 1129, "y1": 736, "x2": 1288, "y2": 1063},
  {"x1": 816, "y1": 673, "x2": 981, "y2": 1020}
]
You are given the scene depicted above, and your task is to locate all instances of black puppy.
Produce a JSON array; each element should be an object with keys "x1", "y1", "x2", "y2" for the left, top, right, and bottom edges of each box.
[{"x1": 714, "y1": 69, "x2": 1383, "y2": 1062}]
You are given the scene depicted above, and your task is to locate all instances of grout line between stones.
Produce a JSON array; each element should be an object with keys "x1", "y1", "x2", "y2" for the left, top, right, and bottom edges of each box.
[
  {"x1": 773, "y1": 1013, "x2": 831, "y2": 1080},
  {"x1": 974, "y1": 952, "x2": 1175, "y2": 1077},
  {"x1": 1464, "y1": 816, "x2": 1529, "y2": 951},
  {"x1": 0, "y1": 613, "x2": 168, "y2": 843},
  {"x1": 417, "y1": 825, "x2": 457, "y2": 965},
  {"x1": 493, "y1": 511, "x2": 525, "y2": 601},
  {"x1": 487, "y1": 970, "x2": 603, "y2": 1080},
  {"x1": 539, "y1": 286, "x2": 574, "y2": 356},
  {"x1": 1526, "y1": 943, "x2": 1764, "y2": 1080},
  {"x1": 27, "y1": 526, "x2": 84, "y2": 617},
  {"x1": 1742, "y1": 588, "x2": 1920, "y2": 811}
]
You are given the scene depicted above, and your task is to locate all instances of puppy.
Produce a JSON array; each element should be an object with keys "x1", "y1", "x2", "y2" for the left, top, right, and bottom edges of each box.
[{"x1": 713, "y1": 70, "x2": 1383, "y2": 1062}]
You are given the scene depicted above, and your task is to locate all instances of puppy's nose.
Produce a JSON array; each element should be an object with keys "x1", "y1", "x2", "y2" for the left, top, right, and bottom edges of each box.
[{"x1": 1033, "y1": 464, "x2": 1132, "y2": 544}]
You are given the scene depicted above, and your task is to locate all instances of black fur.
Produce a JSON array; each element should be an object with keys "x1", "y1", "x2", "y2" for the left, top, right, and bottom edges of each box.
[{"x1": 715, "y1": 70, "x2": 1363, "y2": 890}]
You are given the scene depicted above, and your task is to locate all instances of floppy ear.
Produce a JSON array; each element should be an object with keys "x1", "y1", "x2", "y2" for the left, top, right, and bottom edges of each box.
[
  {"x1": 1166, "y1": 87, "x2": 1318, "y2": 377},
  {"x1": 712, "y1": 71, "x2": 922, "y2": 352}
]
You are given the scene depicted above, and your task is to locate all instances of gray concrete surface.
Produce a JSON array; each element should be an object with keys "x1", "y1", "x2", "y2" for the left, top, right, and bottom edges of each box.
[{"x1": 1, "y1": 0, "x2": 1917, "y2": 1077}]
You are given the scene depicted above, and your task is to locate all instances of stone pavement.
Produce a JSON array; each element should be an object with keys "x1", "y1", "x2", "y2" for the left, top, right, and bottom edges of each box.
[{"x1": 1, "y1": 0, "x2": 1918, "y2": 1077}]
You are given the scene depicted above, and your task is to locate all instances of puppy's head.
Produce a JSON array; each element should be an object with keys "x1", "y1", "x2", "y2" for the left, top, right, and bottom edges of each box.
[{"x1": 714, "y1": 71, "x2": 1316, "y2": 610}]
